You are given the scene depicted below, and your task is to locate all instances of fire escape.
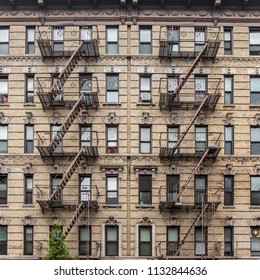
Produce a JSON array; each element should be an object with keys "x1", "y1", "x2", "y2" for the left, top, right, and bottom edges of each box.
[
  {"x1": 158, "y1": 26, "x2": 221, "y2": 258},
  {"x1": 36, "y1": 26, "x2": 100, "y2": 256}
]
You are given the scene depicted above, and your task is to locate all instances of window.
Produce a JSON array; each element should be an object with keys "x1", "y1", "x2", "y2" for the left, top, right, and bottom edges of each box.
[
  {"x1": 106, "y1": 26, "x2": 118, "y2": 54},
  {"x1": 224, "y1": 76, "x2": 233, "y2": 104},
  {"x1": 0, "y1": 175, "x2": 7, "y2": 204},
  {"x1": 53, "y1": 26, "x2": 64, "y2": 51},
  {"x1": 79, "y1": 226, "x2": 91, "y2": 256},
  {"x1": 139, "y1": 175, "x2": 152, "y2": 205},
  {"x1": 140, "y1": 76, "x2": 151, "y2": 102},
  {"x1": 249, "y1": 28, "x2": 260, "y2": 55},
  {"x1": 195, "y1": 126, "x2": 207, "y2": 152},
  {"x1": 140, "y1": 126, "x2": 151, "y2": 154},
  {"x1": 79, "y1": 176, "x2": 91, "y2": 202},
  {"x1": 51, "y1": 125, "x2": 63, "y2": 154},
  {"x1": 224, "y1": 226, "x2": 233, "y2": 256},
  {"x1": 224, "y1": 27, "x2": 233, "y2": 55},
  {"x1": 250, "y1": 77, "x2": 260, "y2": 104},
  {"x1": 139, "y1": 226, "x2": 152, "y2": 256},
  {"x1": 224, "y1": 175, "x2": 234, "y2": 206},
  {"x1": 195, "y1": 226, "x2": 207, "y2": 256},
  {"x1": 0, "y1": 27, "x2": 9, "y2": 54},
  {"x1": 195, "y1": 27, "x2": 206, "y2": 52},
  {"x1": 51, "y1": 175, "x2": 62, "y2": 205},
  {"x1": 167, "y1": 75, "x2": 179, "y2": 93},
  {"x1": 106, "y1": 74, "x2": 119, "y2": 103},
  {"x1": 106, "y1": 176, "x2": 118, "y2": 204},
  {"x1": 80, "y1": 126, "x2": 92, "y2": 148},
  {"x1": 139, "y1": 26, "x2": 152, "y2": 54},
  {"x1": 0, "y1": 125, "x2": 8, "y2": 153},
  {"x1": 0, "y1": 226, "x2": 7, "y2": 255},
  {"x1": 26, "y1": 26, "x2": 35, "y2": 54},
  {"x1": 251, "y1": 176, "x2": 260, "y2": 205},
  {"x1": 106, "y1": 126, "x2": 118, "y2": 154},
  {"x1": 251, "y1": 127, "x2": 260, "y2": 155},
  {"x1": 52, "y1": 74, "x2": 63, "y2": 101},
  {"x1": 167, "y1": 126, "x2": 179, "y2": 151},
  {"x1": 25, "y1": 75, "x2": 34, "y2": 103},
  {"x1": 251, "y1": 227, "x2": 260, "y2": 256},
  {"x1": 24, "y1": 125, "x2": 34, "y2": 153},
  {"x1": 224, "y1": 126, "x2": 234, "y2": 155},
  {"x1": 80, "y1": 26, "x2": 92, "y2": 41},
  {"x1": 167, "y1": 175, "x2": 179, "y2": 203},
  {"x1": 167, "y1": 226, "x2": 179, "y2": 256},
  {"x1": 167, "y1": 26, "x2": 179, "y2": 54},
  {"x1": 194, "y1": 175, "x2": 207, "y2": 204},
  {"x1": 195, "y1": 76, "x2": 207, "y2": 102},
  {"x1": 24, "y1": 226, "x2": 33, "y2": 255},
  {"x1": 105, "y1": 226, "x2": 118, "y2": 256},
  {"x1": 0, "y1": 76, "x2": 8, "y2": 104},
  {"x1": 24, "y1": 175, "x2": 33, "y2": 205}
]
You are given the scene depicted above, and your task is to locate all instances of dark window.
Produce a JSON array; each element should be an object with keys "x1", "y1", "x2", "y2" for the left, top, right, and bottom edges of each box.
[
  {"x1": 224, "y1": 27, "x2": 233, "y2": 55},
  {"x1": 0, "y1": 76, "x2": 8, "y2": 104},
  {"x1": 224, "y1": 126, "x2": 234, "y2": 155},
  {"x1": 52, "y1": 74, "x2": 63, "y2": 101},
  {"x1": 0, "y1": 125, "x2": 8, "y2": 153},
  {"x1": 106, "y1": 74, "x2": 119, "y2": 103},
  {"x1": 195, "y1": 27, "x2": 206, "y2": 52},
  {"x1": 224, "y1": 175, "x2": 234, "y2": 206},
  {"x1": 0, "y1": 27, "x2": 9, "y2": 54},
  {"x1": 194, "y1": 175, "x2": 207, "y2": 204},
  {"x1": 195, "y1": 76, "x2": 207, "y2": 102},
  {"x1": 25, "y1": 75, "x2": 34, "y2": 103},
  {"x1": 24, "y1": 125, "x2": 34, "y2": 153},
  {"x1": 167, "y1": 26, "x2": 180, "y2": 54},
  {"x1": 251, "y1": 227, "x2": 260, "y2": 256},
  {"x1": 51, "y1": 125, "x2": 63, "y2": 154},
  {"x1": 52, "y1": 26, "x2": 64, "y2": 52},
  {"x1": 79, "y1": 74, "x2": 93, "y2": 104},
  {"x1": 79, "y1": 176, "x2": 91, "y2": 202},
  {"x1": 79, "y1": 226, "x2": 91, "y2": 256},
  {"x1": 140, "y1": 76, "x2": 151, "y2": 102},
  {"x1": 251, "y1": 127, "x2": 260, "y2": 155},
  {"x1": 0, "y1": 175, "x2": 7, "y2": 204},
  {"x1": 24, "y1": 226, "x2": 33, "y2": 255},
  {"x1": 106, "y1": 125, "x2": 118, "y2": 154},
  {"x1": 140, "y1": 126, "x2": 151, "y2": 154},
  {"x1": 26, "y1": 26, "x2": 35, "y2": 54},
  {"x1": 139, "y1": 175, "x2": 152, "y2": 205},
  {"x1": 139, "y1": 26, "x2": 152, "y2": 54},
  {"x1": 250, "y1": 77, "x2": 260, "y2": 104},
  {"x1": 249, "y1": 28, "x2": 260, "y2": 55},
  {"x1": 139, "y1": 226, "x2": 152, "y2": 256},
  {"x1": 80, "y1": 126, "x2": 92, "y2": 148},
  {"x1": 251, "y1": 176, "x2": 260, "y2": 205},
  {"x1": 195, "y1": 126, "x2": 207, "y2": 152},
  {"x1": 106, "y1": 176, "x2": 118, "y2": 204},
  {"x1": 167, "y1": 226, "x2": 179, "y2": 256},
  {"x1": 195, "y1": 226, "x2": 208, "y2": 256},
  {"x1": 24, "y1": 175, "x2": 33, "y2": 205},
  {"x1": 224, "y1": 76, "x2": 233, "y2": 104},
  {"x1": 105, "y1": 226, "x2": 118, "y2": 256},
  {"x1": 106, "y1": 26, "x2": 118, "y2": 54},
  {"x1": 224, "y1": 226, "x2": 233, "y2": 256},
  {"x1": 51, "y1": 175, "x2": 63, "y2": 205},
  {"x1": 0, "y1": 225, "x2": 7, "y2": 255},
  {"x1": 167, "y1": 175, "x2": 179, "y2": 203}
]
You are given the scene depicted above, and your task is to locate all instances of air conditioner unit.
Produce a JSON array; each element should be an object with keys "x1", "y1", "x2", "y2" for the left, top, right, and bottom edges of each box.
[
  {"x1": 140, "y1": 92, "x2": 150, "y2": 101},
  {"x1": 251, "y1": 228, "x2": 260, "y2": 237}
]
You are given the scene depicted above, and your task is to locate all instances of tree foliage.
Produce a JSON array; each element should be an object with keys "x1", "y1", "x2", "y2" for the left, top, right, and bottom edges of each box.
[{"x1": 44, "y1": 223, "x2": 71, "y2": 260}]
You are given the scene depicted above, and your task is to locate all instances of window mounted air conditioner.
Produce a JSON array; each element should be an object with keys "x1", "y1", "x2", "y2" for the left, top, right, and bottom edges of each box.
[{"x1": 140, "y1": 92, "x2": 150, "y2": 101}]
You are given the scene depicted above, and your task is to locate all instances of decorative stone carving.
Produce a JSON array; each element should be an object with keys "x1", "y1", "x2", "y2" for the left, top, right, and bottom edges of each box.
[
  {"x1": 134, "y1": 165, "x2": 157, "y2": 179},
  {"x1": 49, "y1": 113, "x2": 64, "y2": 125},
  {"x1": 195, "y1": 164, "x2": 210, "y2": 175},
  {"x1": 0, "y1": 164, "x2": 11, "y2": 174},
  {"x1": 21, "y1": 216, "x2": 36, "y2": 226},
  {"x1": 23, "y1": 112, "x2": 36, "y2": 124},
  {"x1": 51, "y1": 164, "x2": 66, "y2": 174},
  {"x1": 22, "y1": 163, "x2": 37, "y2": 174},
  {"x1": 138, "y1": 216, "x2": 152, "y2": 225},
  {"x1": 194, "y1": 112, "x2": 207, "y2": 125},
  {"x1": 248, "y1": 164, "x2": 260, "y2": 176},
  {"x1": 100, "y1": 166, "x2": 123, "y2": 179},
  {"x1": 247, "y1": 218, "x2": 260, "y2": 227},
  {"x1": 223, "y1": 113, "x2": 235, "y2": 125},
  {"x1": 0, "y1": 112, "x2": 12, "y2": 125},
  {"x1": 105, "y1": 216, "x2": 118, "y2": 225},
  {"x1": 78, "y1": 164, "x2": 93, "y2": 175},
  {"x1": 220, "y1": 216, "x2": 236, "y2": 227},
  {"x1": 77, "y1": 111, "x2": 94, "y2": 124},
  {"x1": 164, "y1": 165, "x2": 182, "y2": 175},
  {"x1": 45, "y1": 218, "x2": 65, "y2": 226},
  {"x1": 135, "y1": 112, "x2": 155, "y2": 125},
  {"x1": 102, "y1": 112, "x2": 122, "y2": 124},
  {"x1": 0, "y1": 216, "x2": 11, "y2": 225},
  {"x1": 222, "y1": 164, "x2": 237, "y2": 175},
  {"x1": 163, "y1": 217, "x2": 183, "y2": 226},
  {"x1": 164, "y1": 113, "x2": 183, "y2": 125},
  {"x1": 77, "y1": 217, "x2": 93, "y2": 226}
]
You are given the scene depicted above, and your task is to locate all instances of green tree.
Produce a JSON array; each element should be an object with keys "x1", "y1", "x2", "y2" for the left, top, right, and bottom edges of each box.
[{"x1": 44, "y1": 223, "x2": 71, "y2": 260}]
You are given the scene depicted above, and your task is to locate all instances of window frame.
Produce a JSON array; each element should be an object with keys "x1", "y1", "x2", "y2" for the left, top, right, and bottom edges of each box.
[
  {"x1": 166, "y1": 226, "x2": 179, "y2": 256},
  {"x1": 224, "y1": 27, "x2": 233, "y2": 55},
  {"x1": 106, "y1": 26, "x2": 119, "y2": 54},
  {"x1": 224, "y1": 175, "x2": 234, "y2": 206},
  {"x1": 139, "y1": 26, "x2": 152, "y2": 54},
  {"x1": 24, "y1": 125, "x2": 34, "y2": 154},
  {"x1": 25, "y1": 26, "x2": 35, "y2": 54},
  {"x1": 80, "y1": 26, "x2": 92, "y2": 42},
  {"x1": 251, "y1": 126, "x2": 260, "y2": 155},
  {"x1": 0, "y1": 225, "x2": 7, "y2": 255},
  {"x1": 106, "y1": 125, "x2": 118, "y2": 154},
  {"x1": 24, "y1": 225, "x2": 33, "y2": 255},
  {"x1": 78, "y1": 225, "x2": 91, "y2": 256},
  {"x1": 249, "y1": 28, "x2": 260, "y2": 55},
  {"x1": 0, "y1": 27, "x2": 9, "y2": 55},
  {"x1": 194, "y1": 75, "x2": 207, "y2": 102},
  {"x1": 106, "y1": 175, "x2": 118, "y2": 205},
  {"x1": 139, "y1": 75, "x2": 152, "y2": 102},
  {"x1": 80, "y1": 125, "x2": 92, "y2": 148},
  {"x1": 250, "y1": 76, "x2": 260, "y2": 105},
  {"x1": 224, "y1": 125, "x2": 234, "y2": 155},
  {"x1": 50, "y1": 174, "x2": 63, "y2": 205},
  {"x1": 25, "y1": 74, "x2": 34, "y2": 103},
  {"x1": 79, "y1": 175, "x2": 91, "y2": 203},
  {"x1": 0, "y1": 75, "x2": 9, "y2": 104},
  {"x1": 139, "y1": 174, "x2": 152, "y2": 205},
  {"x1": 166, "y1": 174, "x2": 180, "y2": 203},
  {"x1": 224, "y1": 226, "x2": 234, "y2": 256},
  {"x1": 224, "y1": 75, "x2": 233, "y2": 104},
  {"x1": 140, "y1": 125, "x2": 152, "y2": 154},
  {"x1": 194, "y1": 27, "x2": 207, "y2": 52},
  {"x1": 51, "y1": 124, "x2": 63, "y2": 154},
  {"x1": 194, "y1": 226, "x2": 208, "y2": 256},
  {"x1": 195, "y1": 125, "x2": 208, "y2": 152},
  {"x1": 105, "y1": 225, "x2": 119, "y2": 256},
  {"x1": 139, "y1": 226, "x2": 152, "y2": 256},
  {"x1": 250, "y1": 176, "x2": 260, "y2": 206},
  {"x1": 0, "y1": 175, "x2": 7, "y2": 205},
  {"x1": 167, "y1": 26, "x2": 180, "y2": 54},
  {"x1": 52, "y1": 26, "x2": 64, "y2": 52},
  {"x1": 194, "y1": 175, "x2": 207, "y2": 204},
  {"x1": 251, "y1": 227, "x2": 260, "y2": 256},
  {"x1": 0, "y1": 125, "x2": 8, "y2": 153},
  {"x1": 24, "y1": 174, "x2": 33, "y2": 205},
  {"x1": 106, "y1": 74, "x2": 119, "y2": 103}
]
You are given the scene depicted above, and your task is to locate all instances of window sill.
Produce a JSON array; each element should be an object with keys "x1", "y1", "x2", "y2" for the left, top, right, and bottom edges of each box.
[
  {"x1": 249, "y1": 105, "x2": 260, "y2": 109},
  {"x1": 0, "y1": 103, "x2": 10, "y2": 107},
  {"x1": 223, "y1": 206, "x2": 235, "y2": 209},
  {"x1": 23, "y1": 204, "x2": 35, "y2": 207},
  {"x1": 103, "y1": 102, "x2": 121, "y2": 107},
  {"x1": 136, "y1": 204, "x2": 155, "y2": 209},
  {"x1": 103, "y1": 204, "x2": 121, "y2": 208},
  {"x1": 23, "y1": 103, "x2": 36, "y2": 107},
  {"x1": 249, "y1": 206, "x2": 260, "y2": 209},
  {"x1": 223, "y1": 104, "x2": 236, "y2": 108},
  {"x1": 136, "y1": 102, "x2": 156, "y2": 107},
  {"x1": 0, "y1": 204, "x2": 9, "y2": 207}
]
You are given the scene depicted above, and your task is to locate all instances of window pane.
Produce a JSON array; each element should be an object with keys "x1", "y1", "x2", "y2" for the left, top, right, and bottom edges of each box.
[
  {"x1": 0, "y1": 227, "x2": 7, "y2": 241},
  {"x1": 107, "y1": 76, "x2": 118, "y2": 90},
  {"x1": 108, "y1": 127, "x2": 117, "y2": 140},
  {"x1": 195, "y1": 77, "x2": 206, "y2": 91},
  {"x1": 224, "y1": 31, "x2": 231, "y2": 41},
  {"x1": 26, "y1": 177, "x2": 33, "y2": 190},
  {"x1": 141, "y1": 77, "x2": 150, "y2": 91},
  {"x1": 225, "y1": 77, "x2": 232, "y2": 92},
  {"x1": 251, "y1": 78, "x2": 260, "y2": 92},
  {"x1": 140, "y1": 227, "x2": 151, "y2": 242},
  {"x1": 251, "y1": 127, "x2": 260, "y2": 141},
  {"x1": 27, "y1": 77, "x2": 34, "y2": 92},
  {"x1": 0, "y1": 29, "x2": 9, "y2": 42},
  {"x1": 251, "y1": 177, "x2": 260, "y2": 191},
  {"x1": 167, "y1": 27, "x2": 179, "y2": 41},
  {"x1": 53, "y1": 27, "x2": 64, "y2": 40},
  {"x1": 107, "y1": 91, "x2": 119, "y2": 102},
  {"x1": 107, "y1": 227, "x2": 117, "y2": 241},
  {"x1": 141, "y1": 143, "x2": 150, "y2": 153},
  {"x1": 195, "y1": 177, "x2": 206, "y2": 189},
  {"x1": 107, "y1": 177, "x2": 117, "y2": 191},
  {"x1": 107, "y1": 28, "x2": 118, "y2": 41},
  {"x1": 225, "y1": 176, "x2": 233, "y2": 191},
  {"x1": 80, "y1": 27, "x2": 92, "y2": 41},
  {"x1": 80, "y1": 227, "x2": 90, "y2": 241},
  {"x1": 26, "y1": 126, "x2": 33, "y2": 140},
  {"x1": 141, "y1": 127, "x2": 150, "y2": 141},
  {"x1": 250, "y1": 32, "x2": 260, "y2": 44},
  {"x1": 140, "y1": 28, "x2": 151, "y2": 42},
  {"x1": 225, "y1": 127, "x2": 233, "y2": 141},
  {"x1": 27, "y1": 28, "x2": 35, "y2": 42},
  {"x1": 168, "y1": 77, "x2": 178, "y2": 91},
  {"x1": 107, "y1": 44, "x2": 118, "y2": 54},
  {"x1": 0, "y1": 79, "x2": 8, "y2": 94},
  {"x1": 168, "y1": 228, "x2": 178, "y2": 242},
  {"x1": 0, "y1": 126, "x2": 7, "y2": 140}
]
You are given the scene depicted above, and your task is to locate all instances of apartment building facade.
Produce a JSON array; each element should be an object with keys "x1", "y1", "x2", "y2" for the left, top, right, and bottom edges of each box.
[{"x1": 0, "y1": 0, "x2": 260, "y2": 259}]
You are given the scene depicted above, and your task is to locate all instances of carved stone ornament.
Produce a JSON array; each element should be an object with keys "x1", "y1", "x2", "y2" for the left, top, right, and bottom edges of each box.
[
  {"x1": 100, "y1": 166, "x2": 123, "y2": 179},
  {"x1": 78, "y1": 164, "x2": 93, "y2": 175},
  {"x1": 21, "y1": 216, "x2": 36, "y2": 226},
  {"x1": 222, "y1": 164, "x2": 237, "y2": 176},
  {"x1": 136, "y1": 112, "x2": 155, "y2": 125},
  {"x1": 0, "y1": 164, "x2": 11, "y2": 174},
  {"x1": 23, "y1": 112, "x2": 35, "y2": 124},
  {"x1": 195, "y1": 164, "x2": 210, "y2": 175},
  {"x1": 51, "y1": 164, "x2": 66, "y2": 174},
  {"x1": 77, "y1": 111, "x2": 94, "y2": 124},
  {"x1": 195, "y1": 112, "x2": 207, "y2": 125},
  {"x1": 224, "y1": 113, "x2": 235, "y2": 125},
  {"x1": 0, "y1": 112, "x2": 12, "y2": 125},
  {"x1": 247, "y1": 218, "x2": 260, "y2": 227},
  {"x1": 134, "y1": 165, "x2": 157, "y2": 179},
  {"x1": 248, "y1": 164, "x2": 260, "y2": 176},
  {"x1": 105, "y1": 216, "x2": 118, "y2": 225},
  {"x1": 164, "y1": 113, "x2": 183, "y2": 125},
  {"x1": 22, "y1": 163, "x2": 37, "y2": 174},
  {"x1": 0, "y1": 216, "x2": 10, "y2": 225},
  {"x1": 164, "y1": 165, "x2": 182, "y2": 175},
  {"x1": 45, "y1": 218, "x2": 65, "y2": 226},
  {"x1": 102, "y1": 112, "x2": 122, "y2": 124},
  {"x1": 49, "y1": 113, "x2": 64, "y2": 125},
  {"x1": 138, "y1": 216, "x2": 152, "y2": 225},
  {"x1": 163, "y1": 217, "x2": 183, "y2": 226},
  {"x1": 220, "y1": 216, "x2": 236, "y2": 227},
  {"x1": 77, "y1": 217, "x2": 93, "y2": 226}
]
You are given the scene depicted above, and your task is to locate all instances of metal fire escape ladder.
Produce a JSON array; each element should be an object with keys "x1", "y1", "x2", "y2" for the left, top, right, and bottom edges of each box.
[
  {"x1": 172, "y1": 148, "x2": 210, "y2": 204},
  {"x1": 49, "y1": 147, "x2": 86, "y2": 203},
  {"x1": 174, "y1": 202, "x2": 210, "y2": 256},
  {"x1": 168, "y1": 43, "x2": 209, "y2": 110}
]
